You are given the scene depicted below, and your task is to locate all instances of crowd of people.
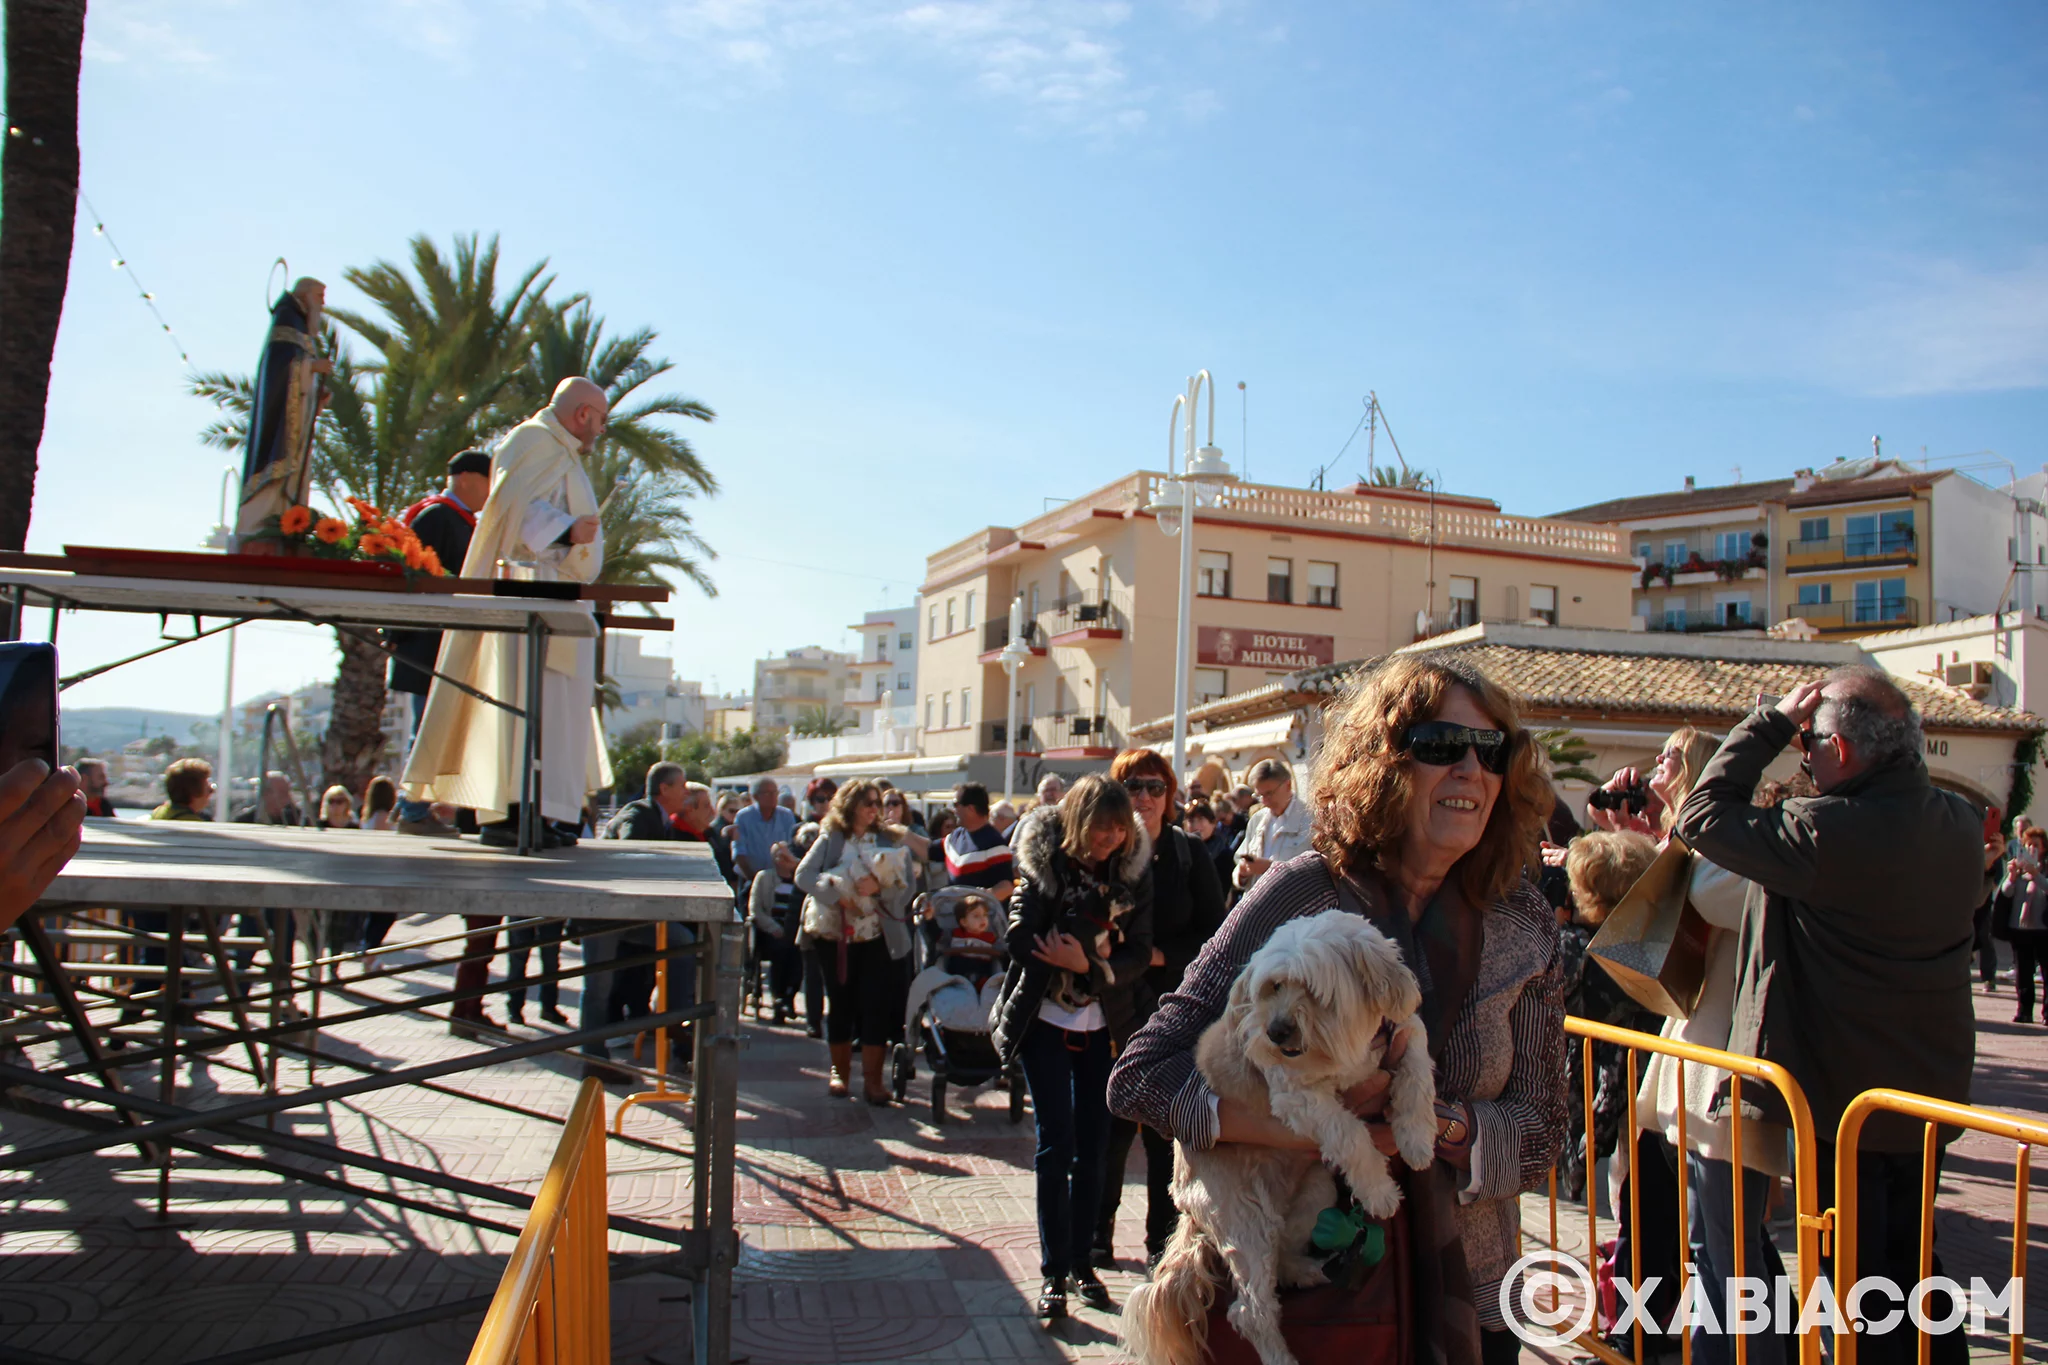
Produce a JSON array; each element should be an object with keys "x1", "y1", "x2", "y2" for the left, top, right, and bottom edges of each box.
[{"x1": 0, "y1": 641, "x2": 2012, "y2": 1365}]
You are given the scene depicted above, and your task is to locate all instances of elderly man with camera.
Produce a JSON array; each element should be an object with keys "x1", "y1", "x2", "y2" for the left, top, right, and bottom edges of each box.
[{"x1": 1674, "y1": 668, "x2": 1993, "y2": 1365}]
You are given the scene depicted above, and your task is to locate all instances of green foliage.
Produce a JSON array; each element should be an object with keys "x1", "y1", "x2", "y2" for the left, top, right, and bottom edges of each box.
[
  {"x1": 792, "y1": 705, "x2": 855, "y2": 737},
  {"x1": 1363, "y1": 464, "x2": 1427, "y2": 489},
  {"x1": 1534, "y1": 726, "x2": 1600, "y2": 785},
  {"x1": 605, "y1": 726, "x2": 786, "y2": 801}
]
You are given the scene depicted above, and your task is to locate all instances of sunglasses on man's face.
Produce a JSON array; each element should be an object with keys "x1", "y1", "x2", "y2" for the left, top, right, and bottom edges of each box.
[
  {"x1": 1400, "y1": 720, "x2": 1511, "y2": 774},
  {"x1": 1122, "y1": 777, "x2": 1169, "y2": 797}
]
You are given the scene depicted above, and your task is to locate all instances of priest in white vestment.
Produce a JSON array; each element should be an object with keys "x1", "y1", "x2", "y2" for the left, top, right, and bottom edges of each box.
[{"x1": 402, "y1": 378, "x2": 615, "y2": 847}]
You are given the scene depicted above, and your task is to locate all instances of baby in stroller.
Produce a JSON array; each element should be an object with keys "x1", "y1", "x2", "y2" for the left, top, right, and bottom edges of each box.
[
  {"x1": 942, "y1": 898, "x2": 1001, "y2": 988},
  {"x1": 898, "y1": 886, "x2": 1028, "y2": 1123}
]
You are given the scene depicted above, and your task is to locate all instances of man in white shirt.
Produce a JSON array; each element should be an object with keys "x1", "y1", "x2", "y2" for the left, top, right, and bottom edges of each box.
[{"x1": 1233, "y1": 758, "x2": 1312, "y2": 892}]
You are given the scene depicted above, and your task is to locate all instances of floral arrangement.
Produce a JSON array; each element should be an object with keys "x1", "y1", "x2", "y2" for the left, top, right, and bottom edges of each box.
[{"x1": 262, "y1": 498, "x2": 448, "y2": 577}]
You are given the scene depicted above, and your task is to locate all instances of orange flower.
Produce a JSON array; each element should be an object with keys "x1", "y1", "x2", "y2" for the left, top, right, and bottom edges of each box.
[
  {"x1": 420, "y1": 546, "x2": 446, "y2": 576},
  {"x1": 314, "y1": 517, "x2": 347, "y2": 545},
  {"x1": 402, "y1": 541, "x2": 427, "y2": 571},
  {"x1": 279, "y1": 505, "x2": 314, "y2": 537},
  {"x1": 358, "y1": 532, "x2": 395, "y2": 558}
]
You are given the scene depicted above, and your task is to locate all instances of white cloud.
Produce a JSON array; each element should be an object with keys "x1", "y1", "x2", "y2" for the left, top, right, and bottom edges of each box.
[
  {"x1": 1810, "y1": 254, "x2": 2048, "y2": 397},
  {"x1": 83, "y1": 0, "x2": 219, "y2": 66}
]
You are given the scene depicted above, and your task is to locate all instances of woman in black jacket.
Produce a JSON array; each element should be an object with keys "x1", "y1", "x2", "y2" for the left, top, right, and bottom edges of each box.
[
  {"x1": 992, "y1": 773, "x2": 1154, "y2": 1324},
  {"x1": 1093, "y1": 749, "x2": 1224, "y2": 1270}
]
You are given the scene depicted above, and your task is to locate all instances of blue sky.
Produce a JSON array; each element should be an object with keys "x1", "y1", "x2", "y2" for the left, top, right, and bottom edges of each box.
[{"x1": 23, "y1": 0, "x2": 2048, "y2": 720}]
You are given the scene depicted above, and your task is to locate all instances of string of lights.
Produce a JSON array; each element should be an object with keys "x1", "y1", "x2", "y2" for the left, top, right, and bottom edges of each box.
[{"x1": 75, "y1": 188, "x2": 193, "y2": 366}]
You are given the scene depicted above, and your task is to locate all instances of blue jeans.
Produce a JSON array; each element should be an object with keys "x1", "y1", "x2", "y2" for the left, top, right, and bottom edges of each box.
[
  {"x1": 1686, "y1": 1154, "x2": 1788, "y2": 1365},
  {"x1": 396, "y1": 691, "x2": 433, "y2": 823},
  {"x1": 1017, "y1": 1018, "x2": 1113, "y2": 1280}
]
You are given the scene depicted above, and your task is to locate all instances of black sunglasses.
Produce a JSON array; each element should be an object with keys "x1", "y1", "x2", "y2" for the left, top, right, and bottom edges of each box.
[
  {"x1": 1122, "y1": 777, "x2": 1170, "y2": 797},
  {"x1": 1401, "y1": 720, "x2": 1510, "y2": 774}
]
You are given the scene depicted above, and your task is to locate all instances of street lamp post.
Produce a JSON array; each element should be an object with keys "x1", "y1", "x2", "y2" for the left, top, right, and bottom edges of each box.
[
  {"x1": 999, "y1": 596, "x2": 1032, "y2": 802},
  {"x1": 1147, "y1": 371, "x2": 1236, "y2": 784},
  {"x1": 208, "y1": 466, "x2": 239, "y2": 822}
]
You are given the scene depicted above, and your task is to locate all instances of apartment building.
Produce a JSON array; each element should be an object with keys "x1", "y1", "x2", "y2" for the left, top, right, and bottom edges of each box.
[
  {"x1": 1557, "y1": 457, "x2": 2033, "y2": 640},
  {"x1": 600, "y1": 634, "x2": 708, "y2": 742},
  {"x1": 914, "y1": 471, "x2": 1632, "y2": 761},
  {"x1": 750, "y1": 647, "x2": 857, "y2": 735}
]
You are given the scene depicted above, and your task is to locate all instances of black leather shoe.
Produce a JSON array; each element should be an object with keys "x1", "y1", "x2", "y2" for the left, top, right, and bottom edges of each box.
[
  {"x1": 1088, "y1": 1235, "x2": 1115, "y2": 1270},
  {"x1": 1036, "y1": 1276, "x2": 1068, "y2": 1321},
  {"x1": 541, "y1": 1006, "x2": 570, "y2": 1026},
  {"x1": 1072, "y1": 1270, "x2": 1113, "y2": 1312}
]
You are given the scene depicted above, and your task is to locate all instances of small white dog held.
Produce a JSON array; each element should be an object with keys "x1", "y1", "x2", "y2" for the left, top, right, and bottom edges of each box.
[{"x1": 1123, "y1": 910, "x2": 1437, "y2": 1365}]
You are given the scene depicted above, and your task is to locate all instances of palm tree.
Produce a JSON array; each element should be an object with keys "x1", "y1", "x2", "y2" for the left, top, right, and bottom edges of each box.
[
  {"x1": 1364, "y1": 463, "x2": 1429, "y2": 490},
  {"x1": 0, "y1": 0, "x2": 87, "y2": 551}
]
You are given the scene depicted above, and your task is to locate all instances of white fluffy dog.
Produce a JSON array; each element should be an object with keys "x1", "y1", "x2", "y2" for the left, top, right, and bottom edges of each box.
[{"x1": 1123, "y1": 910, "x2": 1438, "y2": 1365}]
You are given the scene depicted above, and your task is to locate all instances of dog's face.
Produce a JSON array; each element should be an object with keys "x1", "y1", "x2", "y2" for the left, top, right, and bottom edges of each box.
[{"x1": 1230, "y1": 911, "x2": 1422, "y2": 1080}]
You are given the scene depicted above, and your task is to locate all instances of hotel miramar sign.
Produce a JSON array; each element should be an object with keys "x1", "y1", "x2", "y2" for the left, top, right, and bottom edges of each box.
[{"x1": 1197, "y1": 627, "x2": 1335, "y2": 671}]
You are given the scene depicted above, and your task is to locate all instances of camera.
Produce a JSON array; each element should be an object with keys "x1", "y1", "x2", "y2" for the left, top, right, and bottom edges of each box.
[{"x1": 1587, "y1": 782, "x2": 1648, "y2": 814}]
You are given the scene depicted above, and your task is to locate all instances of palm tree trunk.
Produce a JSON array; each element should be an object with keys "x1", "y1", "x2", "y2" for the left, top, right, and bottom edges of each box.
[
  {"x1": 320, "y1": 629, "x2": 391, "y2": 796},
  {"x1": 0, "y1": 0, "x2": 86, "y2": 552}
]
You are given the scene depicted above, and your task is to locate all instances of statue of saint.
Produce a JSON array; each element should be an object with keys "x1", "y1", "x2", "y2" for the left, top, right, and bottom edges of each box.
[{"x1": 235, "y1": 276, "x2": 334, "y2": 545}]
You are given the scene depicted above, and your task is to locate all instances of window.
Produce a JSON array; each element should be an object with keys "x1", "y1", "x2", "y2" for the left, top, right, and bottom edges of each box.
[
  {"x1": 1716, "y1": 596, "x2": 1752, "y2": 626},
  {"x1": 924, "y1": 695, "x2": 934, "y2": 729},
  {"x1": 1447, "y1": 576, "x2": 1479, "y2": 628},
  {"x1": 1529, "y1": 584, "x2": 1558, "y2": 625},
  {"x1": 1028, "y1": 582, "x2": 1041, "y2": 618},
  {"x1": 1664, "y1": 603, "x2": 1688, "y2": 631},
  {"x1": 960, "y1": 687, "x2": 972, "y2": 723},
  {"x1": 1797, "y1": 584, "x2": 1832, "y2": 606},
  {"x1": 1845, "y1": 515, "x2": 1878, "y2": 558},
  {"x1": 945, "y1": 598, "x2": 956, "y2": 636},
  {"x1": 1198, "y1": 551, "x2": 1232, "y2": 598},
  {"x1": 1716, "y1": 531, "x2": 1748, "y2": 562},
  {"x1": 1266, "y1": 557, "x2": 1292, "y2": 604},
  {"x1": 964, "y1": 590, "x2": 976, "y2": 629},
  {"x1": 1633, "y1": 541, "x2": 1650, "y2": 562},
  {"x1": 1799, "y1": 517, "x2": 1829, "y2": 543},
  {"x1": 942, "y1": 692, "x2": 952, "y2": 728},
  {"x1": 1307, "y1": 561, "x2": 1339, "y2": 607},
  {"x1": 1058, "y1": 570, "x2": 1075, "y2": 606},
  {"x1": 897, "y1": 672, "x2": 909, "y2": 691},
  {"x1": 928, "y1": 607, "x2": 938, "y2": 642},
  {"x1": 898, "y1": 631, "x2": 912, "y2": 651},
  {"x1": 1194, "y1": 667, "x2": 1228, "y2": 703},
  {"x1": 1881, "y1": 576, "x2": 1908, "y2": 619},
  {"x1": 1880, "y1": 510, "x2": 1915, "y2": 553},
  {"x1": 1664, "y1": 541, "x2": 1687, "y2": 568},
  {"x1": 1022, "y1": 683, "x2": 1036, "y2": 722}
]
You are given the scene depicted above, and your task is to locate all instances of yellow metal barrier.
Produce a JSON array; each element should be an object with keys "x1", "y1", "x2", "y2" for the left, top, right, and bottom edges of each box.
[
  {"x1": 1538, "y1": 1016, "x2": 1826, "y2": 1365},
  {"x1": 467, "y1": 1076, "x2": 612, "y2": 1365},
  {"x1": 1833, "y1": 1088, "x2": 2044, "y2": 1365}
]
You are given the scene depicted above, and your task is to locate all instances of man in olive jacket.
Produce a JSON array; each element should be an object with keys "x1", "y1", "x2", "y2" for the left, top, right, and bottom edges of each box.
[{"x1": 1676, "y1": 668, "x2": 1989, "y2": 1363}]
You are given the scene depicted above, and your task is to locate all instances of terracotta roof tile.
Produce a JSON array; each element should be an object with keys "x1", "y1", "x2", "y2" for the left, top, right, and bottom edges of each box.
[{"x1": 1550, "y1": 479, "x2": 1793, "y2": 524}]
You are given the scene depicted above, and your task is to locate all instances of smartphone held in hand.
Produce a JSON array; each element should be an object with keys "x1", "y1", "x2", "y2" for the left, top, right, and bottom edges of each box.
[{"x1": 0, "y1": 643, "x2": 60, "y2": 774}]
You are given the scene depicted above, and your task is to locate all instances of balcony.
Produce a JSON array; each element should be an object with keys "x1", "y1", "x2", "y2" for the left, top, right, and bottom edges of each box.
[
  {"x1": 1041, "y1": 711, "x2": 1122, "y2": 753},
  {"x1": 1784, "y1": 532, "x2": 1918, "y2": 574},
  {"x1": 978, "y1": 616, "x2": 1046, "y2": 663},
  {"x1": 1041, "y1": 592, "x2": 1128, "y2": 647},
  {"x1": 981, "y1": 720, "x2": 1041, "y2": 752},
  {"x1": 1781, "y1": 597, "x2": 1921, "y2": 633},
  {"x1": 1644, "y1": 616, "x2": 1762, "y2": 635}
]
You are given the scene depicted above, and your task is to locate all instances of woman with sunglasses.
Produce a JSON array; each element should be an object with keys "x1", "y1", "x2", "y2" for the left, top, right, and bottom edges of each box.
[
  {"x1": 1110, "y1": 654, "x2": 1564, "y2": 1365},
  {"x1": 1092, "y1": 748, "x2": 1226, "y2": 1272}
]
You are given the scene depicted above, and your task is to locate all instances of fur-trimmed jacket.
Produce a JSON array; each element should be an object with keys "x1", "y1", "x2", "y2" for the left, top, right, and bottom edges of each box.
[{"x1": 991, "y1": 807, "x2": 1156, "y2": 1064}]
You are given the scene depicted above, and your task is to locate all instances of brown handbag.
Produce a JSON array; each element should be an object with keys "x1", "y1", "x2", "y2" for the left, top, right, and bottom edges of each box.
[
  {"x1": 1203, "y1": 1202, "x2": 1412, "y2": 1365},
  {"x1": 1586, "y1": 834, "x2": 1712, "y2": 1019}
]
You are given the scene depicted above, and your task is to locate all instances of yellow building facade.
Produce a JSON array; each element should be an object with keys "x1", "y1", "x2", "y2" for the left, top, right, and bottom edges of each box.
[{"x1": 915, "y1": 473, "x2": 1633, "y2": 759}]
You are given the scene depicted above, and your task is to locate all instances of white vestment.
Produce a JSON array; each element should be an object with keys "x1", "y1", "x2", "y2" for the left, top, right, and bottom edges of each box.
[{"x1": 401, "y1": 410, "x2": 613, "y2": 824}]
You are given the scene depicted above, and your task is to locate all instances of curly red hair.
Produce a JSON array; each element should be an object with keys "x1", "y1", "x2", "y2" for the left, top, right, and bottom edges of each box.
[{"x1": 1311, "y1": 653, "x2": 1553, "y2": 906}]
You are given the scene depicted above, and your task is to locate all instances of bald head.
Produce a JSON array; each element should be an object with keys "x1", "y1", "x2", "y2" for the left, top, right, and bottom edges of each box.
[{"x1": 550, "y1": 376, "x2": 609, "y2": 452}]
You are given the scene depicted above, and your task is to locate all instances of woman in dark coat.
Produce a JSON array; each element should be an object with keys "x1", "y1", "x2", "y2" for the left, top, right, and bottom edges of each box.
[
  {"x1": 992, "y1": 774, "x2": 1154, "y2": 1324},
  {"x1": 1094, "y1": 748, "x2": 1225, "y2": 1269}
]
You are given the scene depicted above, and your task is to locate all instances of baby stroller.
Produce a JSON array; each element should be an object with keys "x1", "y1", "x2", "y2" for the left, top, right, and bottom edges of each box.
[{"x1": 893, "y1": 887, "x2": 1026, "y2": 1124}]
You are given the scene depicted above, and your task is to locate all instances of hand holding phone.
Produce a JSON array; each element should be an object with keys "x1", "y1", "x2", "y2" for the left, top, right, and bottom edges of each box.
[{"x1": 0, "y1": 758, "x2": 84, "y2": 932}]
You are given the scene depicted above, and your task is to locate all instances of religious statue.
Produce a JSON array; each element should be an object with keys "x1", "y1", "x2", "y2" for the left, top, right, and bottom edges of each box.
[{"x1": 234, "y1": 276, "x2": 334, "y2": 546}]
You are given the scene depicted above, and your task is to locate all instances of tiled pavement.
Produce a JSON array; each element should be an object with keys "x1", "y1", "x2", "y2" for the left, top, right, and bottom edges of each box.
[{"x1": 0, "y1": 916, "x2": 2043, "y2": 1363}]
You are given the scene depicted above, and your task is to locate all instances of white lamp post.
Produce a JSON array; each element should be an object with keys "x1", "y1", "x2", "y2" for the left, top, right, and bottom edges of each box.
[
  {"x1": 998, "y1": 595, "x2": 1032, "y2": 801},
  {"x1": 1146, "y1": 371, "x2": 1236, "y2": 784},
  {"x1": 207, "y1": 466, "x2": 239, "y2": 822}
]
